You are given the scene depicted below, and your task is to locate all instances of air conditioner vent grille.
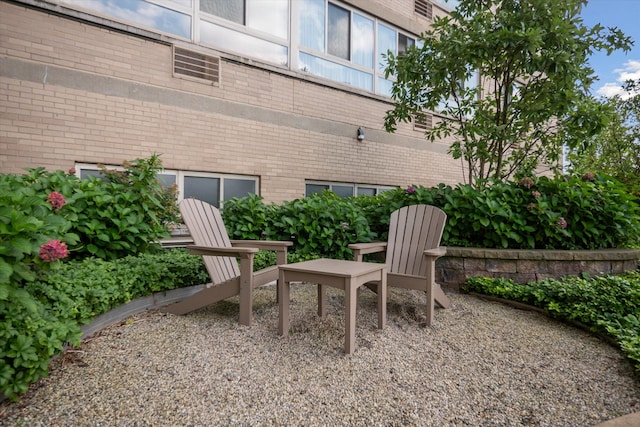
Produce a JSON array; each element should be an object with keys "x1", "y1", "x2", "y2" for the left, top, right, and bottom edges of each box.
[{"x1": 174, "y1": 47, "x2": 220, "y2": 85}]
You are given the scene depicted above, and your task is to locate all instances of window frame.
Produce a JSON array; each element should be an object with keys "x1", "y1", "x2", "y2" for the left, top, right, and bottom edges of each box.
[
  {"x1": 305, "y1": 180, "x2": 394, "y2": 197},
  {"x1": 75, "y1": 163, "x2": 259, "y2": 208}
]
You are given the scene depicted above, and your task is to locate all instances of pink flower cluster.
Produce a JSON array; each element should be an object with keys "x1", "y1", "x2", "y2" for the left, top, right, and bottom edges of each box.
[
  {"x1": 39, "y1": 239, "x2": 69, "y2": 262},
  {"x1": 556, "y1": 217, "x2": 568, "y2": 229},
  {"x1": 406, "y1": 185, "x2": 416, "y2": 194},
  {"x1": 47, "y1": 191, "x2": 66, "y2": 211}
]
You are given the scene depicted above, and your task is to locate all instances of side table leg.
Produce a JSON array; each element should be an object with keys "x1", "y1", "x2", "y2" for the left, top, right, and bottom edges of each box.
[
  {"x1": 345, "y1": 281, "x2": 357, "y2": 355},
  {"x1": 318, "y1": 284, "x2": 327, "y2": 318},
  {"x1": 278, "y1": 270, "x2": 290, "y2": 336}
]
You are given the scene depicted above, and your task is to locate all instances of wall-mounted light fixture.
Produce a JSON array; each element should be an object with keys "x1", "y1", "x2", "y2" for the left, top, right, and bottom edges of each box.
[{"x1": 357, "y1": 127, "x2": 365, "y2": 141}]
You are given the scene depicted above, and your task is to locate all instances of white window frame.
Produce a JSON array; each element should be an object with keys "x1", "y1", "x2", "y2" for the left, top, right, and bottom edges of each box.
[
  {"x1": 305, "y1": 180, "x2": 394, "y2": 197},
  {"x1": 75, "y1": 163, "x2": 259, "y2": 208}
]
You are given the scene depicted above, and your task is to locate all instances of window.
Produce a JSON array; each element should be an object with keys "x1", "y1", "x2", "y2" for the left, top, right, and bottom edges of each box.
[
  {"x1": 75, "y1": 164, "x2": 258, "y2": 208},
  {"x1": 432, "y1": 0, "x2": 460, "y2": 10},
  {"x1": 436, "y1": 69, "x2": 479, "y2": 115},
  {"x1": 201, "y1": 0, "x2": 289, "y2": 39},
  {"x1": 61, "y1": 0, "x2": 192, "y2": 39},
  {"x1": 305, "y1": 181, "x2": 394, "y2": 197},
  {"x1": 299, "y1": 2, "x2": 375, "y2": 91},
  {"x1": 328, "y1": 4, "x2": 350, "y2": 60},
  {"x1": 376, "y1": 24, "x2": 416, "y2": 96},
  {"x1": 58, "y1": 0, "x2": 420, "y2": 95},
  {"x1": 199, "y1": 0, "x2": 290, "y2": 66}
]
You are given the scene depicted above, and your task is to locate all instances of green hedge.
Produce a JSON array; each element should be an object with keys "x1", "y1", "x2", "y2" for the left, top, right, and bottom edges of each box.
[{"x1": 224, "y1": 174, "x2": 640, "y2": 255}]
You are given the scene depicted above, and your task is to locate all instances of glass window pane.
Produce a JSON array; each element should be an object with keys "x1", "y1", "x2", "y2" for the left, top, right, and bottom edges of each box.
[
  {"x1": 201, "y1": 21, "x2": 289, "y2": 66},
  {"x1": 299, "y1": 52, "x2": 373, "y2": 91},
  {"x1": 62, "y1": 0, "x2": 191, "y2": 38},
  {"x1": 157, "y1": 174, "x2": 176, "y2": 190},
  {"x1": 332, "y1": 185, "x2": 354, "y2": 198},
  {"x1": 200, "y1": 0, "x2": 244, "y2": 24},
  {"x1": 224, "y1": 178, "x2": 256, "y2": 201},
  {"x1": 433, "y1": 0, "x2": 460, "y2": 9},
  {"x1": 398, "y1": 34, "x2": 415, "y2": 56},
  {"x1": 184, "y1": 176, "x2": 220, "y2": 207},
  {"x1": 352, "y1": 13, "x2": 373, "y2": 68},
  {"x1": 357, "y1": 187, "x2": 376, "y2": 196},
  {"x1": 377, "y1": 77, "x2": 393, "y2": 97},
  {"x1": 328, "y1": 3, "x2": 349, "y2": 60},
  {"x1": 299, "y1": 0, "x2": 325, "y2": 51},
  {"x1": 377, "y1": 24, "x2": 396, "y2": 73},
  {"x1": 166, "y1": 0, "x2": 192, "y2": 8},
  {"x1": 80, "y1": 169, "x2": 107, "y2": 181},
  {"x1": 306, "y1": 184, "x2": 329, "y2": 196},
  {"x1": 247, "y1": 0, "x2": 288, "y2": 39}
]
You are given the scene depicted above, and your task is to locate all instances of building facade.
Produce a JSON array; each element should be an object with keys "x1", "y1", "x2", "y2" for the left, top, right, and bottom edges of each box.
[{"x1": 1, "y1": 0, "x2": 464, "y2": 205}]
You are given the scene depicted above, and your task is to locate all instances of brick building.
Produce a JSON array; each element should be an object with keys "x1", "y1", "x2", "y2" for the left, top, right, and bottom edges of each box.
[{"x1": 0, "y1": 0, "x2": 463, "y2": 205}]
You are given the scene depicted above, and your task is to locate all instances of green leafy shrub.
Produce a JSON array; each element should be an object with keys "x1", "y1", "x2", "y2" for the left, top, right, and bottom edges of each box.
[
  {"x1": 0, "y1": 284, "x2": 82, "y2": 400},
  {"x1": 355, "y1": 175, "x2": 639, "y2": 250},
  {"x1": 18, "y1": 155, "x2": 179, "y2": 260},
  {"x1": 221, "y1": 174, "x2": 639, "y2": 253},
  {"x1": 223, "y1": 191, "x2": 374, "y2": 259},
  {"x1": 463, "y1": 272, "x2": 640, "y2": 372},
  {"x1": 223, "y1": 193, "x2": 277, "y2": 240},
  {"x1": 270, "y1": 191, "x2": 375, "y2": 259},
  {"x1": 0, "y1": 175, "x2": 78, "y2": 285}
]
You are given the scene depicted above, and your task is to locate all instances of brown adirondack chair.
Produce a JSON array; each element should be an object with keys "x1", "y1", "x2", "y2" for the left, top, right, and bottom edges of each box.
[
  {"x1": 348, "y1": 204, "x2": 451, "y2": 326},
  {"x1": 161, "y1": 198, "x2": 292, "y2": 326}
]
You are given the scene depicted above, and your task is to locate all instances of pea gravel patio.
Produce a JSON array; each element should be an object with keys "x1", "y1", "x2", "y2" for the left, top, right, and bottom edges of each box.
[{"x1": 1, "y1": 286, "x2": 639, "y2": 426}]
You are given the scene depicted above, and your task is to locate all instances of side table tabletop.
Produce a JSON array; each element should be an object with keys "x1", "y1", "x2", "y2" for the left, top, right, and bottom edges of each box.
[{"x1": 278, "y1": 258, "x2": 387, "y2": 354}]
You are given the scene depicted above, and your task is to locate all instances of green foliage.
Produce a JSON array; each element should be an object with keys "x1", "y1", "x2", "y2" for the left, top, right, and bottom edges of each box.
[
  {"x1": 463, "y1": 272, "x2": 640, "y2": 372},
  {"x1": 384, "y1": 0, "x2": 632, "y2": 185},
  {"x1": 0, "y1": 175, "x2": 78, "y2": 286},
  {"x1": 0, "y1": 284, "x2": 81, "y2": 400},
  {"x1": 16, "y1": 155, "x2": 178, "y2": 260},
  {"x1": 223, "y1": 193, "x2": 277, "y2": 240},
  {"x1": 222, "y1": 176, "x2": 640, "y2": 251},
  {"x1": 225, "y1": 191, "x2": 375, "y2": 259},
  {"x1": 0, "y1": 249, "x2": 208, "y2": 400},
  {"x1": 568, "y1": 79, "x2": 640, "y2": 189}
]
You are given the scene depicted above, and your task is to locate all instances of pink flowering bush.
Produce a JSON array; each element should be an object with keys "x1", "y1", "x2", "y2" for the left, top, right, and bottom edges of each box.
[
  {"x1": 39, "y1": 240, "x2": 69, "y2": 262},
  {"x1": 46, "y1": 191, "x2": 66, "y2": 211}
]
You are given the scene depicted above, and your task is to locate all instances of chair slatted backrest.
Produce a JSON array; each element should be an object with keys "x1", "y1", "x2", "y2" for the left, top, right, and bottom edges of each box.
[
  {"x1": 386, "y1": 205, "x2": 447, "y2": 276},
  {"x1": 179, "y1": 199, "x2": 240, "y2": 285}
]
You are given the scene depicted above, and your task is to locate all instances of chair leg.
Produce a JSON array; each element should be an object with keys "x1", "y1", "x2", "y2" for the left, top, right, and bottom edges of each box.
[
  {"x1": 238, "y1": 254, "x2": 254, "y2": 326},
  {"x1": 426, "y1": 284, "x2": 434, "y2": 326}
]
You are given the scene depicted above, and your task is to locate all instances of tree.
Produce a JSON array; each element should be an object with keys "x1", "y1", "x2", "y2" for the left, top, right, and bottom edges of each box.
[
  {"x1": 384, "y1": 0, "x2": 632, "y2": 186},
  {"x1": 567, "y1": 79, "x2": 640, "y2": 187}
]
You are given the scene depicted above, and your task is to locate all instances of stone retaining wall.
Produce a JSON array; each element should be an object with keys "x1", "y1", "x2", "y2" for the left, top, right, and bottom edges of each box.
[{"x1": 437, "y1": 248, "x2": 640, "y2": 291}]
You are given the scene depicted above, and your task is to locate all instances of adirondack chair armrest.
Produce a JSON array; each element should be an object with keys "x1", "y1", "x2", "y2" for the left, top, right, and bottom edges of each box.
[
  {"x1": 231, "y1": 240, "x2": 293, "y2": 251},
  {"x1": 186, "y1": 245, "x2": 258, "y2": 259},
  {"x1": 348, "y1": 242, "x2": 387, "y2": 261},
  {"x1": 231, "y1": 240, "x2": 293, "y2": 264},
  {"x1": 423, "y1": 246, "x2": 447, "y2": 259}
]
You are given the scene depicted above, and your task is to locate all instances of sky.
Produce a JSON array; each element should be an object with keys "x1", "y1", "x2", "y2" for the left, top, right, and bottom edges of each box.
[{"x1": 579, "y1": 0, "x2": 640, "y2": 98}]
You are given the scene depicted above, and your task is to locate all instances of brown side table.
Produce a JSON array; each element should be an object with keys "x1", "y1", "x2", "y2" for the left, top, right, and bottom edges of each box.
[{"x1": 278, "y1": 258, "x2": 387, "y2": 354}]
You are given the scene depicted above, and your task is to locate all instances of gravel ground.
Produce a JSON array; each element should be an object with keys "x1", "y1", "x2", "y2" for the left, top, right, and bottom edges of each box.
[{"x1": 1, "y1": 285, "x2": 639, "y2": 426}]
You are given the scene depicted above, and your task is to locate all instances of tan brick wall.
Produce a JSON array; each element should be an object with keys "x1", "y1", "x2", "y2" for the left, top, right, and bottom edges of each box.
[{"x1": 0, "y1": 1, "x2": 466, "y2": 204}]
